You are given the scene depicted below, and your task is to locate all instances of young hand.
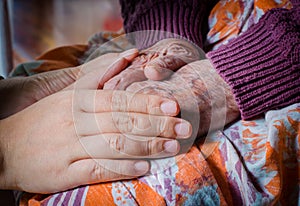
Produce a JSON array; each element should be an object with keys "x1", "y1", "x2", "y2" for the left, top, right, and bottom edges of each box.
[{"x1": 0, "y1": 89, "x2": 190, "y2": 193}]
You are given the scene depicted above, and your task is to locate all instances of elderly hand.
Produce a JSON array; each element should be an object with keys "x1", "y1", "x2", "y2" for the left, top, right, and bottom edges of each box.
[
  {"x1": 0, "y1": 51, "x2": 192, "y2": 194},
  {"x1": 126, "y1": 60, "x2": 240, "y2": 137},
  {"x1": 0, "y1": 49, "x2": 138, "y2": 119},
  {"x1": 103, "y1": 38, "x2": 202, "y2": 90}
]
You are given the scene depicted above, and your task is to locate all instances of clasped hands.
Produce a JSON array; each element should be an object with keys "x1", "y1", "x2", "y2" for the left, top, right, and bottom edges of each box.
[
  {"x1": 0, "y1": 38, "x2": 239, "y2": 194},
  {"x1": 105, "y1": 38, "x2": 240, "y2": 136}
]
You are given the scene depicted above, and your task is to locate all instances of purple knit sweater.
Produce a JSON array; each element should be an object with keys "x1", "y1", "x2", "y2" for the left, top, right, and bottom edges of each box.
[{"x1": 119, "y1": 0, "x2": 300, "y2": 119}]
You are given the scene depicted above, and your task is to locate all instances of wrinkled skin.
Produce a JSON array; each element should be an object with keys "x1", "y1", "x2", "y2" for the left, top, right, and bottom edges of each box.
[
  {"x1": 104, "y1": 38, "x2": 240, "y2": 138},
  {"x1": 126, "y1": 60, "x2": 240, "y2": 138},
  {"x1": 104, "y1": 38, "x2": 202, "y2": 90}
]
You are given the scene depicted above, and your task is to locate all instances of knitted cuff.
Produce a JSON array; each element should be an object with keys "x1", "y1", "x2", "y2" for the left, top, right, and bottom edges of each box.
[
  {"x1": 120, "y1": 0, "x2": 212, "y2": 49},
  {"x1": 207, "y1": 8, "x2": 300, "y2": 119}
]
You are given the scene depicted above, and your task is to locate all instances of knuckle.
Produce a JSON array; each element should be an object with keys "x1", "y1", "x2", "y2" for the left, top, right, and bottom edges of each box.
[
  {"x1": 130, "y1": 115, "x2": 139, "y2": 133},
  {"x1": 90, "y1": 160, "x2": 128, "y2": 181},
  {"x1": 168, "y1": 42, "x2": 199, "y2": 60},
  {"x1": 111, "y1": 91, "x2": 128, "y2": 112},
  {"x1": 132, "y1": 115, "x2": 151, "y2": 134},
  {"x1": 127, "y1": 115, "x2": 135, "y2": 133},
  {"x1": 131, "y1": 55, "x2": 149, "y2": 67},
  {"x1": 158, "y1": 117, "x2": 167, "y2": 136},
  {"x1": 91, "y1": 162, "x2": 105, "y2": 181},
  {"x1": 114, "y1": 113, "x2": 133, "y2": 133},
  {"x1": 114, "y1": 113, "x2": 154, "y2": 136},
  {"x1": 146, "y1": 140, "x2": 154, "y2": 156},
  {"x1": 160, "y1": 56, "x2": 176, "y2": 68},
  {"x1": 159, "y1": 117, "x2": 175, "y2": 137},
  {"x1": 145, "y1": 95, "x2": 153, "y2": 114},
  {"x1": 145, "y1": 139, "x2": 161, "y2": 156},
  {"x1": 108, "y1": 135, "x2": 126, "y2": 154}
]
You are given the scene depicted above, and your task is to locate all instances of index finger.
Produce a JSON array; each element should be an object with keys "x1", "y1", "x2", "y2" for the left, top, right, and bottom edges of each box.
[{"x1": 76, "y1": 90, "x2": 179, "y2": 116}]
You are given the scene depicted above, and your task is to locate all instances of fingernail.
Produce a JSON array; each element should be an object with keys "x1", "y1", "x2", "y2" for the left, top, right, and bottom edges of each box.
[
  {"x1": 134, "y1": 161, "x2": 149, "y2": 173},
  {"x1": 160, "y1": 101, "x2": 177, "y2": 115},
  {"x1": 175, "y1": 122, "x2": 191, "y2": 138},
  {"x1": 121, "y1": 48, "x2": 138, "y2": 58},
  {"x1": 164, "y1": 140, "x2": 179, "y2": 154}
]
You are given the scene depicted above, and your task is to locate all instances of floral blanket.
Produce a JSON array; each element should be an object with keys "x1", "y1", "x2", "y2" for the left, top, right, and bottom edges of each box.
[{"x1": 16, "y1": 0, "x2": 299, "y2": 205}]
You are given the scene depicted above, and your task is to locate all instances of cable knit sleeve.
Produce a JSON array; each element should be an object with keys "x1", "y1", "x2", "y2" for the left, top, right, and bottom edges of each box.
[
  {"x1": 207, "y1": 7, "x2": 300, "y2": 119},
  {"x1": 119, "y1": 0, "x2": 217, "y2": 49}
]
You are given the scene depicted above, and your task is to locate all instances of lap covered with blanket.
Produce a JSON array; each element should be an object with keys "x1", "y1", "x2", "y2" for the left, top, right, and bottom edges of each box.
[{"x1": 15, "y1": 0, "x2": 299, "y2": 205}]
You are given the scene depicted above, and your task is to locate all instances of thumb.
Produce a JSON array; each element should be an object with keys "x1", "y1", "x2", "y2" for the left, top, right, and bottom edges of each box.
[{"x1": 66, "y1": 49, "x2": 139, "y2": 90}]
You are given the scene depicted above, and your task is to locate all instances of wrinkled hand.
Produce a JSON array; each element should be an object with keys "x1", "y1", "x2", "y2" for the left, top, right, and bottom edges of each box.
[
  {"x1": 0, "y1": 53, "x2": 192, "y2": 194},
  {"x1": 126, "y1": 60, "x2": 240, "y2": 137},
  {"x1": 104, "y1": 38, "x2": 202, "y2": 90},
  {"x1": 0, "y1": 49, "x2": 138, "y2": 119}
]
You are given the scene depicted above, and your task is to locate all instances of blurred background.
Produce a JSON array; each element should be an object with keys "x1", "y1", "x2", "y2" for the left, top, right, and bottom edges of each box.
[{"x1": 1, "y1": 0, "x2": 123, "y2": 76}]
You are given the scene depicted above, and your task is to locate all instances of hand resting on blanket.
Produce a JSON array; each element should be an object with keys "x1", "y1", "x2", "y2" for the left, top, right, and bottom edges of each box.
[{"x1": 0, "y1": 49, "x2": 192, "y2": 194}]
